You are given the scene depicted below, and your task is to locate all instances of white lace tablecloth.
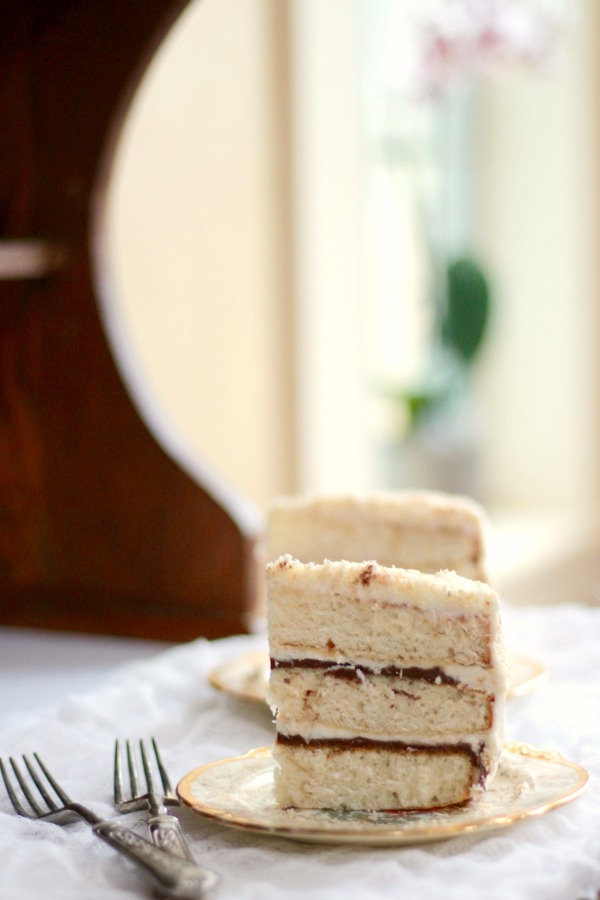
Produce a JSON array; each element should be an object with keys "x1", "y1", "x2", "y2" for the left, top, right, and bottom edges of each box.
[{"x1": 1, "y1": 603, "x2": 599, "y2": 900}]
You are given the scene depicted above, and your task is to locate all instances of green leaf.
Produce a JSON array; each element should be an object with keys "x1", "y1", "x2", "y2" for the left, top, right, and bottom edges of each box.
[{"x1": 443, "y1": 257, "x2": 490, "y2": 363}]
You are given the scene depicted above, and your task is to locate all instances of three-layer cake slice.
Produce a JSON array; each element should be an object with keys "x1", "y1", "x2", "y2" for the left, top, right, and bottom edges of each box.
[{"x1": 267, "y1": 555, "x2": 506, "y2": 810}]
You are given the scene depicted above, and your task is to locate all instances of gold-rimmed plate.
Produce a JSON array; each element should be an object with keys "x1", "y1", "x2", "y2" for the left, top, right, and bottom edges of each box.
[
  {"x1": 208, "y1": 649, "x2": 548, "y2": 705},
  {"x1": 177, "y1": 743, "x2": 588, "y2": 846},
  {"x1": 208, "y1": 651, "x2": 270, "y2": 705}
]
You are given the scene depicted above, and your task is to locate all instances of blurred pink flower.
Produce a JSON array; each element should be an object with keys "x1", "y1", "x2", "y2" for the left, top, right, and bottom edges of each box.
[{"x1": 408, "y1": 0, "x2": 566, "y2": 99}]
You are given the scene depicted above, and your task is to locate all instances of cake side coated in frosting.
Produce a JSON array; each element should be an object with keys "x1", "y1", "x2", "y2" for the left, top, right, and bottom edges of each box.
[
  {"x1": 267, "y1": 556, "x2": 500, "y2": 669},
  {"x1": 267, "y1": 556, "x2": 506, "y2": 811},
  {"x1": 264, "y1": 490, "x2": 489, "y2": 582}
]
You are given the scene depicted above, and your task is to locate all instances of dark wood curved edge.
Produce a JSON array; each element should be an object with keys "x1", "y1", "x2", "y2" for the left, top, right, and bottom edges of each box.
[{"x1": 0, "y1": 0, "x2": 261, "y2": 641}]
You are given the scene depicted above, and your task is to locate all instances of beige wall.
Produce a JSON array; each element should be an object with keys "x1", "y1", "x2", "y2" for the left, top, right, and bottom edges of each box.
[
  {"x1": 99, "y1": 0, "x2": 600, "y2": 523},
  {"x1": 475, "y1": 0, "x2": 600, "y2": 516},
  {"x1": 101, "y1": 0, "x2": 296, "y2": 514}
]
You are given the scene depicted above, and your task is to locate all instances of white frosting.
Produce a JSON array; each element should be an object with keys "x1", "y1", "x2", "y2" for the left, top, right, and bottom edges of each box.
[
  {"x1": 276, "y1": 723, "x2": 500, "y2": 752},
  {"x1": 267, "y1": 490, "x2": 487, "y2": 532}
]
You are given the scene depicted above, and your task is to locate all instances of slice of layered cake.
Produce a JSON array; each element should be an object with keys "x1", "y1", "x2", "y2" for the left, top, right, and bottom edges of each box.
[
  {"x1": 267, "y1": 555, "x2": 506, "y2": 810},
  {"x1": 264, "y1": 491, "x2": 488, "y2": 582}
]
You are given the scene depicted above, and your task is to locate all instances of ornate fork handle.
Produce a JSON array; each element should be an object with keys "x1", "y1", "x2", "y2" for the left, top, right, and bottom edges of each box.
[
  {"x1": 115, "y1": 739, "x2": 214, "y2": 874},
  {"x1": 149, "y1": 810, "x2": 197, "y2": 862},
  {"x1": 94, "y1": 820, "x2": 217, "y2": 899}
]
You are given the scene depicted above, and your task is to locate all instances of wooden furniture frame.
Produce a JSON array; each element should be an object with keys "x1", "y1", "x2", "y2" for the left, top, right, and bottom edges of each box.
[{"x1": 0, "y1": 0, "x2": 259, "y2": 641}]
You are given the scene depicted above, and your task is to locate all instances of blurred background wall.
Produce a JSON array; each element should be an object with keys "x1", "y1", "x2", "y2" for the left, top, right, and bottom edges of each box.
[
  {"x1": 104, "y1": 0, "x2": 296, "y2": 517},
  {"x1": 102, "y1": 0, "x2": 600, "y2": 555}
]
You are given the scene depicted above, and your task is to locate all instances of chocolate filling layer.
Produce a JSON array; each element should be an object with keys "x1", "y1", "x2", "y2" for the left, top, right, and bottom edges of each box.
[
  {"x1": 271, "y1": 658, "x2": 460, "y2": 687},
  {"x1": 276, "y1": 734, "x2": 488, "y2": 786}
]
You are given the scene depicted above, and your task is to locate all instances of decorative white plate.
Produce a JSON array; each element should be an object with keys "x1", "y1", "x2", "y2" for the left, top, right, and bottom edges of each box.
[
  {"x1": 177, "y1": 743, "x2": 588, "y2": 846},
  {"x1": 208, "y1": 649, "x2": 547, "y2": 705}
]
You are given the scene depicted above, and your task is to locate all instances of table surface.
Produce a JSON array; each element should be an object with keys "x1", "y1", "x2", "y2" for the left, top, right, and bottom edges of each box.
[
  {"x1": 1, "y1": 606, "x2": 599, "y2": 900},
  {"x1": 0, "y1": 626, "x2": 174, "y2": 721}
]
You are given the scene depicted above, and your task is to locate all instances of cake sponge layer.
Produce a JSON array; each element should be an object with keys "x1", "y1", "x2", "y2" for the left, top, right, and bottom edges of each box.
[
  {"x1": 270, "y1": 664, "x2": 493, "y2": 739},
  {"x1": 267, "y1": 557, "x2": 499, "y2": 669},
  {"x1": 273, "y1": 741, "x2": 475, "y2": 810}
]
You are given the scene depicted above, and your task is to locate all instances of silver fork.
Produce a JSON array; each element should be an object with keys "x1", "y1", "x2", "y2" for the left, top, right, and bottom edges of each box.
[
  {"x1": 114, "y1": 739, "x2": 210, "y2": 873},
  {"x1": 0, "y1": 752, "x2": 213, "y2": 899}
]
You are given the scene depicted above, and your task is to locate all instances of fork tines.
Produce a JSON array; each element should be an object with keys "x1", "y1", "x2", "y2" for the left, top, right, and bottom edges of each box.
[
  {"x1": 114, "y1": 737, "x2": 177, "y2": 807},
  {"x1": 0, "y1": 753, "x2": 76, "y2": 822}
]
